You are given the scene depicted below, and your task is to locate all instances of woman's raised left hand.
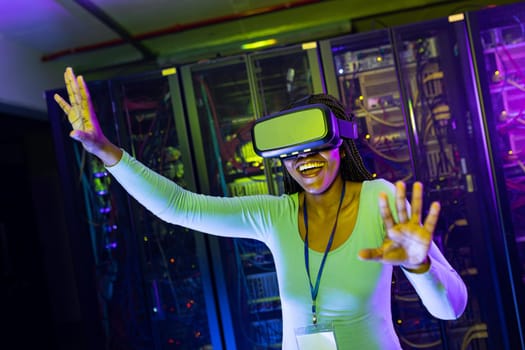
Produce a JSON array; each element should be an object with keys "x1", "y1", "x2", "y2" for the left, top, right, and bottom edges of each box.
[{"x1": 358, "y1": 181, "x2": 440, "y2": 273}]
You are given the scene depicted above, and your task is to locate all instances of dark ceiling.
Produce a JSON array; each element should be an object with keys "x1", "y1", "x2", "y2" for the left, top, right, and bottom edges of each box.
[{"x1": 2, "y1": 0, "x2": 518, "y2": 74}]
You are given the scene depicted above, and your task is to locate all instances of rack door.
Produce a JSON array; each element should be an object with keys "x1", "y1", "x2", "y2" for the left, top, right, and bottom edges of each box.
[
  {"x1": 110, "y1": 69, "x2": 223, "y2": 350},
  {"x1": 181, "y1": 56, "x2": 275, "y2": 349},
  {"x1": 321, "y1": 30, "x2": 413, "y2": 183},
  {"x1": 180, "y1": 43, "x2": 326, "y2": 349}
]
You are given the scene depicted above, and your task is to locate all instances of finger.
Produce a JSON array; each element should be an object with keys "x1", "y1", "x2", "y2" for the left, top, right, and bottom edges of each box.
[
  {"x1": 55, "y1": 90, "x2": 82, "y2": 129},
  {"x1": 55, "y1": 93, "x2": 82, "y2": 129},
  {"x1": 78, "y1": 75, "x2": 94, "y2": 130},
  {"x1": 410, "y1": 181, "x2": 423, "y2": 223},
  {"x1": 65, "y1": 67, "x2": 81, "y2": 110},
  {"x1": 54, "y1": 93, "x2": 71, "y2": 114},
  {"x1": 423, "y1": 201, "x2": 441, "y2": 235},
  {"x1": 395, "y1": 181, "x2": 408, "y2": 223},
  {"x1": 379, "y1": 192, "x2": 395, "y2": 230}
]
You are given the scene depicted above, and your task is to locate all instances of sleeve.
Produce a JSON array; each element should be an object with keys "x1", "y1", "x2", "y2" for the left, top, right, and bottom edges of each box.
[
  {"x1": 402, "y1": 243, "x2": 468, "y2": 320},
  {"x1": 105, "y1": 150, "x2": 283, "y2": 241}
]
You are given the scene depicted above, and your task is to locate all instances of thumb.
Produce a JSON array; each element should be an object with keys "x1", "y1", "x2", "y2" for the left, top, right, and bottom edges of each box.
[{"x1": 358, "y1": 248, "x2": 383, "y2": 261}]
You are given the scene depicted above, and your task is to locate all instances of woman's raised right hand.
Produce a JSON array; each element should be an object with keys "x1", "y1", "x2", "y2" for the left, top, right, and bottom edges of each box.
[{"x1": 54, "y1": 67, "x2": 122, "y2": 166}]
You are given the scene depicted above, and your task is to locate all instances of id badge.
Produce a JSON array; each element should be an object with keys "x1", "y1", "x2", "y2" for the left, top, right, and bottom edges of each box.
[{"x1": 295, "y1": 322, "x2": 338, "y2": 350}]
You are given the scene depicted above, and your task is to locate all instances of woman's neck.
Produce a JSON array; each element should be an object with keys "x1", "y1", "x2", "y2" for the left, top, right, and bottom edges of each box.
[{"x1": 303, "y1": 177, "x2": 346, "y2": 216}]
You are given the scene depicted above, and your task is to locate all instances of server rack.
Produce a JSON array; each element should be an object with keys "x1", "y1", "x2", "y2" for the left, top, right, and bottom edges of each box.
[
  {"x1": 46, "y1": 80, "x2": 114, "y2": 350},
  {"x1": 466, "y1": 3, "x2": 525, "y2": 348},
  {"x1": 47, "y1": 69, "x2": 223, "y2": 350},
  {"x1": 180, "y1": 42, "x2": 324, "y2": 349},
  {"x1": 320, "y1": 9, "x2": 525, "y2": 349}
]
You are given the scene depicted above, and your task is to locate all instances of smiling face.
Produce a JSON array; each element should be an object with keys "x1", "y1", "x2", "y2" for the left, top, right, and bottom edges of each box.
[{"x1": 282, "y1": 147, "x2": 342, "y2": 195}]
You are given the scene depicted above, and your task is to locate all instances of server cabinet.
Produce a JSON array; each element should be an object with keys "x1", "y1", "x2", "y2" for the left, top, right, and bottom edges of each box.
[
  {"x1": 321, "y1": 28, "x2": 450, "y2": 349},
  {"x1": 320, "y1": 10, "x2": 525, "y2": 350},
  {"x1": 46, "y1": 81, "x2": 115, "y2": 350},
  {"x1": 180, "y1": 43, "x2": 324, "y2": 349},
  {"x1": 46, "y1": 69, "x2": 223, "y2": 350},
  {"x1": 466, "y1": 2, "x2": 525, "y2": 348},
  {"x1": 109, "y1": 70, "x2": 223, "y2": 350},
  {"x1": 391, "y1": 18, "x2": 501, "y2": 349},
  {"x1": 320, "y1": 29, "x2": 412, "y2": 182}
]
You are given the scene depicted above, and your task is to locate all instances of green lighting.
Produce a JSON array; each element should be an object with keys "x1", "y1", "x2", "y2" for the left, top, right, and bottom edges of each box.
[{"x1": 241, "y1": 39, "x2": 277, "y2": 50}]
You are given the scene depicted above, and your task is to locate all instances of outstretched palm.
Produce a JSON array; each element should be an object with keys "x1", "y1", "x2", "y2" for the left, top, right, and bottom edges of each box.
[
  {"x1": 54, "y1": 67, "x2": 105, "y2": 155},
  {"x1": 359, "y1": 181, "x2": 440, "y2": 271}
]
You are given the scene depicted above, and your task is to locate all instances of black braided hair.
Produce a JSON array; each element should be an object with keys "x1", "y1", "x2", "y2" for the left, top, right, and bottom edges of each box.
[{"x1": 281, "y1": 93, "x2": 373, "y2": 194}]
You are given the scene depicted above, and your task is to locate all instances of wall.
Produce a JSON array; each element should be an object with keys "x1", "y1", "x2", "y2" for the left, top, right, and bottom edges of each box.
[{"x1": 0, "y1": 36, "x2": 65, "y2": 118}]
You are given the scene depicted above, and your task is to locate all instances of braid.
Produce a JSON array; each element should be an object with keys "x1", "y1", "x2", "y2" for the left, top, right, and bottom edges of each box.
[{"x1": 281, "y1": 93, "x2": 373, "y2": 194}]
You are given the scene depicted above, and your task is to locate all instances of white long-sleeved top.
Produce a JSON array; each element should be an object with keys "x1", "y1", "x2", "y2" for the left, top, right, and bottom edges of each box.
[{"x1": 107, "y1": 151, "x2": 468, "y2": 349}]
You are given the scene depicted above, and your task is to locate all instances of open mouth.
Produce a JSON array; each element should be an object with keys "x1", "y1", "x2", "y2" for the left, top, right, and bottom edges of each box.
[{"x1": 297, "y1": 161, "x2": 324, "y2": 173}]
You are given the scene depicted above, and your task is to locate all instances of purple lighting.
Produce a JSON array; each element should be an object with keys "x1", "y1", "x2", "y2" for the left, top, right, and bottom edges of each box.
[{"x1": 105, "y1": 242, "x2": 117, "y2": 249}]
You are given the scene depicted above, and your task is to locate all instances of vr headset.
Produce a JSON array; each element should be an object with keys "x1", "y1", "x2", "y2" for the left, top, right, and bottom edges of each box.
[{"x1": 252, "y1": 103, "x2": 358, "y2": 159}]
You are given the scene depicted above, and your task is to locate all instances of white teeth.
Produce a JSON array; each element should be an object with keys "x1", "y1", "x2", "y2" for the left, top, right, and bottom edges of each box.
[{"x1": 298, "y1": 161, "x2": 324, "y2": 172}]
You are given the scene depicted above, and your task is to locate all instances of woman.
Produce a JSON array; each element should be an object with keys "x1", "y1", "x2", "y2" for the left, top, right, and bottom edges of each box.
[{"x1": 54, "y1": 67, "x2": 467, "y2": 349}]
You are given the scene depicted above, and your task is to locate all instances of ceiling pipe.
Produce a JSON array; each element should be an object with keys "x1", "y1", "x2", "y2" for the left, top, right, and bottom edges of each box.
[
  {"x1": 41, "y1": 0, "x2": 323, "y2": 62},
  {"x1": 73, "y1": 0, "x2": 155, "y2": 60}
]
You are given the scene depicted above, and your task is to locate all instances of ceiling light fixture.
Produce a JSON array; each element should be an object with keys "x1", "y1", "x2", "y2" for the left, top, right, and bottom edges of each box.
[{"x1": 241, "y1": 39, "x2": 278, "y2": 50}]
